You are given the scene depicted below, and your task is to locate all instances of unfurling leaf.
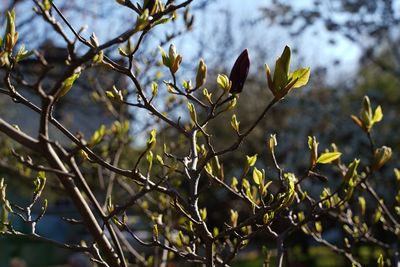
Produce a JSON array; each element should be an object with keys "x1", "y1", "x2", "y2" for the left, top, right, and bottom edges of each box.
[
  {"x1": 231, "y1": 114, "x2": 240, "y2": 133},
  {"x1": 167, "y1": 44, "x2": 182, "y2": 74},
  {"x1": 146, "y1": 129, "x2": 157, "y2": 150},
  {"x1": 200, "y1": 208, "x2": 207, "y2": 221},
  {"x1": 308, "y1": 136, "x2": 319, "y2": 167},
  {"x1": 289, "y1": 67, "x2": 310, "y2": 88},
  {"x1": 395, "y1": 168, "x2": 400, "y2": 183},
  {"x1": 217, "y1": 74, "x2": 232, "y2": 92},
  {"x1": 57, "y1": 70, "x2": 81, "y2": 98},
  {"x1": 0, "y1": 205, "x2": 9, "y2": 231},
  {"x1": 315, "y1": 221, "x2": 322, "y2": 233},
  {"x1": 230, "y1": 209, "x2": 238, "y2": 227},
  {"x1": 90, "y1": 125, "x2": 106, "y2": 146},
  {"x1": 42, "y1": 0, "x2": 52, "y2": 11},
  {"x1": 252, "y1": 167, "x2": 263, "y2": 185},
  {"x1": 373, "y1": 208, "x2": 382, "y2": 223},
  {"x1": 358, "y1": 196, "x2": 366, "y2": 216},
  {"x1": 203, "y1": 88, "x2": 212, "y2": 103},
  {"x1": 316, "y1": 152, "x2": 342, "y2": 164},
  {"x1": 344, "y1": 159, "x2": 360, "y2": 184},
  {"x1": 377, "y1": 254, "x2": 384, "y2": 267},
  {"x1": 15, "y1": 44, "x2": 33, "y2": 62},
  {"x1": 231, "y1": 177, "x2": 238, "y2": 191},
  {"x1": 159, "y1": 46, "x2": 170, "y2": 67},
  {"x1": 224, "y1": 97, "x2": 237, "y2": 111},
  {"x1": 246, "y1": 154, "x2": 257, "y2": 167},
  {"x1": 373, "y1": 105, "x2": 383, "y2": 123},
  {"x1": 372, "y1": 146, "x2": 392, "y2": 171},
  {"x1": 263, "y1": 213, "x2": 270, "y2": 224},
  {"x1": 195, "y1": 59, "x2": 207, "y2": 88},
  {"x1": 352, "y1": 96, "x2": 383, "y2": 132},
  {"x1": 146, "y1": 151, "x2": 153, "y2": 172},
  {"x1": 269, "y1": 134, "x2": 277, "y2": 153},
  {"x1": 135, "y1": 9, "x2": 150, "y2": 32},
  {"x1": 106, "y1": 85, "x2": 124, "y2": 102},
  {"x1": 187, "y1": 102, "x2": 197, "y2": 123},
  {"x1": 89, "y1": 32, "x2": 99, "y2": 47},
  {"x1": 151, "y1": 81, "x2": 158, "y2": 97},
  {"x1": 34, "y1": 171, "x2": 46, "y2": 195},
  {"x1": 183, "y1": 80, "x2": 192, "y2": 91},
  {"x1": 265, "y1": 46, "x2": 310, "y2": 99},
  {"x1": 273, "y1": 46, "x2": 291, "y2": 91}
]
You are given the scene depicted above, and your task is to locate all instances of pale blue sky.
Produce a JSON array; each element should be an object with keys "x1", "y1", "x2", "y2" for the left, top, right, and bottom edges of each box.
[{"x1": 9, "y1": 0, "x2": 361, "y2": 84}]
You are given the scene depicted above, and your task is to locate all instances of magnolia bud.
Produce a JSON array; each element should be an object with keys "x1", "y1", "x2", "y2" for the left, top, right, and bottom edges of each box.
[
  {"x1": 143, "y1": 0, "x2": 156, "y2": 13},
  {"x1": 195, "y1": 59, "x2": 207, "y2": 88},
  {"x1": 372, "y1": 146, "x2": 392, "y2": 171},
  {"x1": 229, "y1": 49, "x2": 250, "y2": 94}
]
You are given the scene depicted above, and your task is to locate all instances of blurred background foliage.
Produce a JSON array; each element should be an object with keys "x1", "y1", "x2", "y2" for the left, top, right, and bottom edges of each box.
[{"x1": 0, "y1": 0, "x2": 399, "y2": 266}]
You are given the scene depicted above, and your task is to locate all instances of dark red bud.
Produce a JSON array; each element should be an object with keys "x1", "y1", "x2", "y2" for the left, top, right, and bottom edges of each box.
[
  {"x1": 229, "y1": 49, "x2": 250, "y2": 94},
  {"x1": 144, "y1": 0, "x2": 156, "y2": 12}
]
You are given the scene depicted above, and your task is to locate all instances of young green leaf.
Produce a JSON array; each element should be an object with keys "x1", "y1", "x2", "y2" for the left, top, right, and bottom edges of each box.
[
  {"x1": 146, "y1": 129, "x2": 157, "y2": 150},
  {"x1": 231, "y1": 176, "x2": 238, "y2": 191},
  {"x1": 373, "y1": 105, "x2": 383, "y2": 123},
  {"x1": 246, "y1": 154, "x2": 257, "y2": 167},
  {"x1": 195, "y1": 59, "x2": 207, "y2": 88},
  {"x1": 200, "y1": 208, "x2": 207, "y2": 221},
  {"x1": 57, "y1": 71, "x2": 81, "y2": 98},
  {"x1": 289, "y1": 67, "x2": 310, "y2": 88},
  {"x1": 217, "y1": 74, "x2": 232, "y2": 92},
  {"x1": 203, "y1": 88, "x2": 212, "y2": 103},
  {"x1": 316, "y1": 152, "x2": 342, "y2": 164},
  {"x1": 273, "y1": 46, "x2": 291, "y2": 91},
  {"x1": 230, "y1": 209, "x2": 239, "y2": 227},
  {"x1": 358, "y1": 196, "x2": 366, "y2": 216},
  {"x1": 377, "y1": 254, "x2": 384, "y2": 267},
  {"x1": 268, "y1": 134, "x2": 277, "y2": 153},
  {"x1": 315, "y1": 221, "x2": 322, "y2": 233},
  {"x1": 231, "y1": 114, "x2": 240, "y2": 133},
  {"x1": 252, "y1": 167, "x2": 263, "y2": 185},
  {"x1": 151, "y1": 81, "x2": 158, "y2": 97},
  {"x1": 187, "y1": 102, "x2": 197, "y2": 123}
]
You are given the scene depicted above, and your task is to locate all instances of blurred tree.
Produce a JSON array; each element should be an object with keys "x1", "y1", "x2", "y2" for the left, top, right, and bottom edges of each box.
[{"x1": 257, "y1": 0, "x2": 400, "y2": 77}]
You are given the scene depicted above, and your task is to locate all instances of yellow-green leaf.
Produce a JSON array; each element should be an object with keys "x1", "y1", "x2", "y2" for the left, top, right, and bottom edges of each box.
[
  {"x1": 187, "y1": 102, "x2": 197, "y2": 123},
  {"x1": 358, "y1": 196, "x2": 366, "y2": 216},
  {"x1": 57, "y1": 71, "x2": 81, "y2": 98},
  {"x1": 273, "y1": 46, "x2": 291, "y2": 90},
  {"x1": 195, "y1": 59, "x2": 207, "y2": 88},
  {"x1": 200, "y1": 208, "x2": 207, "y2": 221},
  {"x1": 315, "y1": 221, "x2": 322, "y2": 233},
  {"x1": 231, "y1": 114, "x2": 240, "y2": 133},
  {"x1": 316, "y1": 152, "x2": 342, "y2": 164},
  {"x1": 231, "y1": 176, "x2": 238, "y2": 191},
  {"x1": 146, "y1": 129, "x2": 157, "y2": 150},
  {"x1": 246, "y1": 154, "x2": 257, "y2": 167},
  {"x1": 377, "y1": 254, "x2": 384, "y2": 267},
  {"x1": 373, "y1": 105, "x2": 383, "y2": 123},
  {"x1": 290, "y1": 67, "x2": 310, "y2": 89},
  {"x1": 269, "y1": 134, "x2": 277, "y2": 153},
  {"x1": 217, "y1": 74, "x2": 232, "y2": 92},
  {"x1": 151, "y1": 81, "x2": 158, "y2": 97},
  {"x1": 252, "y1": 167, "x2": 263, "y2": 185}
]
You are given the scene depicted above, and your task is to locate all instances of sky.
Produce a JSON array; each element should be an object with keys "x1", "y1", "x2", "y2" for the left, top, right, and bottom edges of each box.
[
  {"x1": 6, "y1": 0, "x2": 361, "y2": 85},
  {"x1": 185, "y1": 0, "x2": 361, "y2": 84}
]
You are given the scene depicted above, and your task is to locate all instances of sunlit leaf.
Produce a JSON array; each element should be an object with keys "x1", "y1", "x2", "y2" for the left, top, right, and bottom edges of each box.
[
  {"x1": 289, "y1": 67, "x2": 310, "y2": 88},
  {"x1": 373, "y1": 105, "x2": 383, "y2": 123},
  {"x1": 316, "y1": 152, "x2": 342, "y2": 164}
]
